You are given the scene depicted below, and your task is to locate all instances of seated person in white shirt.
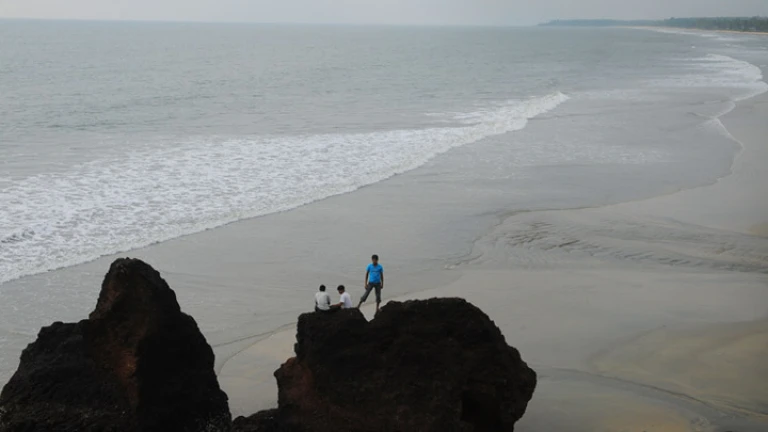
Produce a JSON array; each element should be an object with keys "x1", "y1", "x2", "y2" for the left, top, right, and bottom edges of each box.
[
  {"x1": 336, "y1": 285, "x2": 353, "y2": 309},
  {"x1": 315, "y1": 284, "x2": 332, "y2": 312}
]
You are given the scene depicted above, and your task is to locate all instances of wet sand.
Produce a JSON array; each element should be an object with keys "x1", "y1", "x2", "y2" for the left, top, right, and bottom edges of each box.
[
  {"x1": 219, "y1": 92, "x2": 768, "y2": 430},
  {"x1": 592, "y1": 319, "x2": 768, "y2": 418},
  {"x1": 222, "y1": 268, "x2": 768, "y2": 430}
]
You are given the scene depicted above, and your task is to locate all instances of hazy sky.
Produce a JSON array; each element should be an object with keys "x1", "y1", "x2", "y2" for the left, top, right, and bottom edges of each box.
[{"x1": 1, "y1": 0, "x2": 767, "y2": 26}]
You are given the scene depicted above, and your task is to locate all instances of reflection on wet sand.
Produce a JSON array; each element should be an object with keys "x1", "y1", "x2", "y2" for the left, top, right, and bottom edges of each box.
[{"x1": 593, "y1": 320, "x2": 768, "y2": 419}]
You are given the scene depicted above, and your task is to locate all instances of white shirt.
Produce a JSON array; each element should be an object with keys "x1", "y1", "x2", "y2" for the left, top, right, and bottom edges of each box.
[
  {"x1": 315, "y1": 291, "x2": 331, "y2": 311},
  {"x1": 339, "y1": 292, "x2": 353, "y2": 309}
]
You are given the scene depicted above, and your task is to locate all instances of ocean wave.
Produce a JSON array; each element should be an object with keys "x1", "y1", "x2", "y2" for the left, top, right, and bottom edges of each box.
[
  {"x1": 645, "y1": 27, "x2": 749, "y2": 43},
  {"x1": 649, "y1": 54, "x2": 768, "y2": 101},
  {"x1": 0, "y1": 93, "x2": 569, "y2": 285}
]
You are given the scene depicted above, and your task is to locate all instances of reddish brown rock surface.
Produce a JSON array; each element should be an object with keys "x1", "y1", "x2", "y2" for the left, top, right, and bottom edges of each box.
[
  {"x1": 0, "y1": 258, "x2": 231, "y2": 432},
  {"x1": 235, "y1": 298, "x2": 536, "y2": 432}
]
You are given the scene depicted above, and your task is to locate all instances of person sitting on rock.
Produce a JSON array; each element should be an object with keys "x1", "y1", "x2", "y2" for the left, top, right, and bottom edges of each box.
[
  {"x1": 336, "y1": 285, "x2": 353, "y2": 309},
  {"x1": 315, "y1": 284, "x2": 332, "y2": 313}
]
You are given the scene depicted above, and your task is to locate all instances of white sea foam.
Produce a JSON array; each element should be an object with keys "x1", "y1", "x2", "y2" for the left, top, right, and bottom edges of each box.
[
  {"x1": 650, "y1": 54, "x2": 768, "y2": 101},
  {"x1": 644, "y1": 27, "x2": 748, "y2": 43},
  {"x1": 0, "y1": 93, "x2": 569, "y2": 284}
]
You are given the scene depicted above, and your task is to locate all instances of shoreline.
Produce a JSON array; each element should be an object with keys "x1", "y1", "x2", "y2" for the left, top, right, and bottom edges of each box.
[
  {"x1": 221, "y1": 81, "x2": 768, "y2": 371},
  {"x1": 626, "y1": 25, "x2": 768, "y2": 36},
  {"x1": 219, "y1": 90, "x2": 768, "y2": 428},
  {"x1": 611, "y1": 89, "x2": 768, "y2": 238}
]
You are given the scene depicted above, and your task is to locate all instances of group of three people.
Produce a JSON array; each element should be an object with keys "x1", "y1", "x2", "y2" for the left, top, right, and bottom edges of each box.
[{"x1": 314, "y1": 254, "x2": 384, "y2": 314}]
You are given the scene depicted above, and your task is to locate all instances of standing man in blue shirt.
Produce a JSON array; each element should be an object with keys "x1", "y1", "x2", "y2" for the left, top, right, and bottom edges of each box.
[{"x1": 358, "y1": 254, "x2": 384, "y2": 313}]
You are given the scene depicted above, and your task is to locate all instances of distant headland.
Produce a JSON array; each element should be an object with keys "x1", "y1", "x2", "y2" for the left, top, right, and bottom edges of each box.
[{"x1": 540, "y1": 17, "x2": 768, "y2": 33}]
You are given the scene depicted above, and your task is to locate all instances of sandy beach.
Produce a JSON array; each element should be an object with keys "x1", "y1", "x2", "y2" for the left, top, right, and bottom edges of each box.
[{"x1": 218, "y1": 91, "x2": 768, "y2": 430}]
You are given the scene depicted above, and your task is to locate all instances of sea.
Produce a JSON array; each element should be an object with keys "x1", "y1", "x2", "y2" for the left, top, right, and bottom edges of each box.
[{"x1": 1, "y1": 21, "x2": 767, "y2": 383}]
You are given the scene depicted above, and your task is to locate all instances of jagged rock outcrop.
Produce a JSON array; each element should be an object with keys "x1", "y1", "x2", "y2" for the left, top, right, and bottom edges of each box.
[
  {"x1": 1, "y1": 261, "x2": 534, "y2": 432},
  {"x1": 0, "y1": 258, "x2": 231, "y2": 432},
  {"x1": 234, "y1": 298, "x2": 536, "y2": 432}
]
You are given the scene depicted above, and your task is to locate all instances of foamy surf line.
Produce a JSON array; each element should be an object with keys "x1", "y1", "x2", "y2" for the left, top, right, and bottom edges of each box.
[
  {"x1": 650, "y1": 54, "x2": 768, "y2": 102},
  {"x1": 0, "y1": 93, "x2": 569, "y2": 285},
  {"x1": 629, "y1": 26, "x2": 767, "y2": 41}
]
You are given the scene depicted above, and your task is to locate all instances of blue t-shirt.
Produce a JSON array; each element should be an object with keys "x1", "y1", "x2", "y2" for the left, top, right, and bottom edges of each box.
[{"x1": 367, "y1": 263, "x2": 383, "y2": 284}]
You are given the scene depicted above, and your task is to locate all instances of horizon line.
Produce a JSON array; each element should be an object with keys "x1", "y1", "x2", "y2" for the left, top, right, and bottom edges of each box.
[
  {"x1": 0, "y1": 16, "x2": 535, "y2": 27},
  {"x1": 3, "y1": 15, "x2": 764, "y2": 27}
]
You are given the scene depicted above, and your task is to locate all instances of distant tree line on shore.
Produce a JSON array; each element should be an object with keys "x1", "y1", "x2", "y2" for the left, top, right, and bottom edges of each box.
[
  {"x1": 663, "y1": 17, "x2": 768, "y2": 32},
  {"x1": 540, "y1": 17, "x2": 768, "y2": 33}
]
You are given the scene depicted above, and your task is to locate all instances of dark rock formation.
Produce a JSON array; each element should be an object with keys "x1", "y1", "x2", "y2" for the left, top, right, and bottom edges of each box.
[
  {"x1": 0, "y1": 258, "x2": 231, "y2": 432},
  {"x1": 1, "y1": 260, "x2": 534, "y2": 432},
  {"x1": 233, "y1": 409, "x2": 299, "y2": 432},
  {"x1": 235, "y1": 298, "x2": 536, "y2": 432}
]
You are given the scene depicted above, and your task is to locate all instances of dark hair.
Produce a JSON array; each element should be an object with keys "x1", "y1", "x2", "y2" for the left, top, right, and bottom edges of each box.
[
  {"x1": 319, "y1": 285, "x2": 326, "y2": 292},
  {"x1": 372, "y1": 254, "x2": 379, "y2": 260},
  {"x1": 337, "y1": 285, "x2": 345, "y2": 292}
]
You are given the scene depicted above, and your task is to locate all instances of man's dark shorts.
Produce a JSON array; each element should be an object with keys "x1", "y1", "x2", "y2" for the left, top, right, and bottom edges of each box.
[{"x1": 361, "y1": 282, "x2": 382, "y2": 303}]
